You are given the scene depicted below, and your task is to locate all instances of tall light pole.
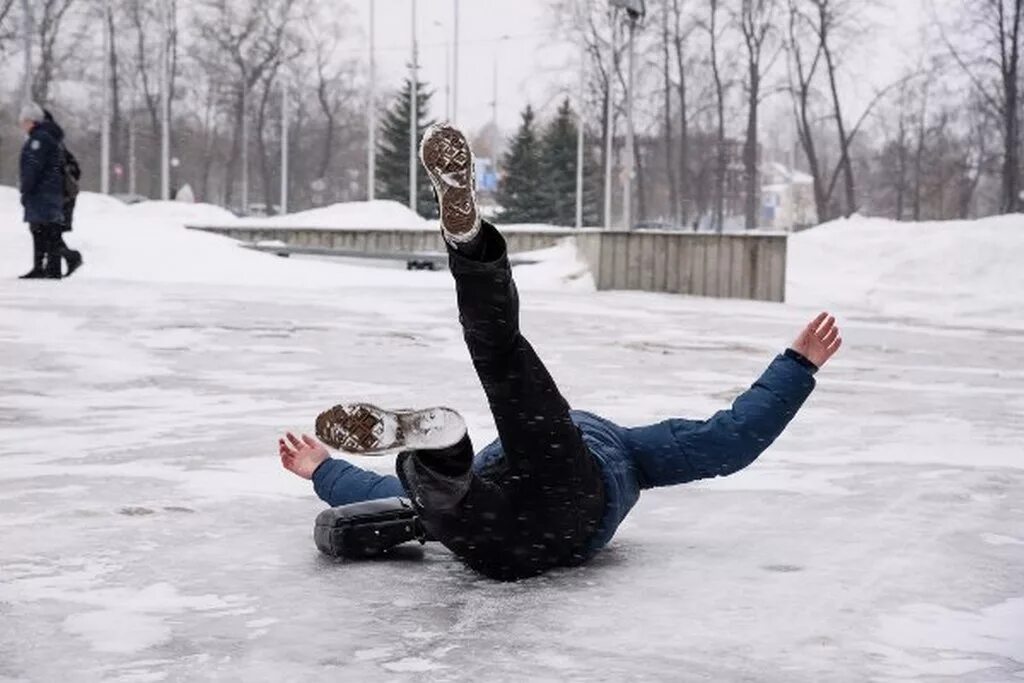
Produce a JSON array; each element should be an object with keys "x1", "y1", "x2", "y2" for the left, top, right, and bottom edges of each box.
[
  {"x1": 612, "y1": 0, "x2": 644, "y2": 230},
  {"x1": 576, "y1": 39, "x2": 585, "y2": 229},
  {"x1": 603, "y1": 16, "x2": 615, "y2": 229},
  {"x1": 100, "y1": 0, "x2": 111, "y2": 194},
  {"x1": 20, "y1": 0, "x2": 33, "y2": 105},
  {"x1": 160, "y1": 0, "x2": 172, "y2": 200},
  {"x1": 367, "y1": 0, "x2": 376, "y2": 201},
  {"x1": 622, "y1": 14, "x2": 636, "y2": 230},
  {"x1": 280, "y1": 82, "x2": 289, "y2": 214},
  {"x1": 409, "y1": 0, "x2": 418, "y2": 213},
  {"x1": 435, "y1": 20, "x2": 451, "y2": 121},
  {"x1": 128, "y1": 95, "x2": 137, "y2": 196},
  {"x1": 452, "y1": 0, "x2": 460, "y2": 124},
  {"x1": 241, "y1": 82, "x2": 249, "y2": 211}
]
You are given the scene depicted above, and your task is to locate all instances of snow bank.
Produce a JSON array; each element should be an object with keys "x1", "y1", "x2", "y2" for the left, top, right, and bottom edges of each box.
[
  {"x1": 789, "y1": 214, "x2": 1024, "y2": 324},
  {"x1": 0, "y1": 188, "x2": 588, "y2": 291},
  {"x1": 229, "y1": 200, "x2": 432, "y2": 230}
]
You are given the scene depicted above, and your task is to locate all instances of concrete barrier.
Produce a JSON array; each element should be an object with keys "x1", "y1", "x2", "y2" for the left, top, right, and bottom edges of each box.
[{"x1": 187, "y1": 225, "x2": 787, "y2": 302}]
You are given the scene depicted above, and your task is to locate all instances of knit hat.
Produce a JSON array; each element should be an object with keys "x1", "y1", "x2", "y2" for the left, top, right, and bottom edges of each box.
[{"x1": 18, "y1": 102, "x2": 44, "y2": 123}]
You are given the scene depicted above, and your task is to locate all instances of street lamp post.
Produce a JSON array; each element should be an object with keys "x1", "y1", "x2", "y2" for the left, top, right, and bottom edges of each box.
[
  {"x1": 623, "y1": 14, "x2": 636, "y2": 230},
  {"x1": 20, "y1": 0, "x2": 33, "y2": 105},
  {"x1": 576, "y1": 38, "x2": 585, "y2": 229},
  {"x1": 611, "y1": 0, "x2": 644, "y2": 230},
  {"x1": 452, "y1": 0, "x2": 460, "y2": 124},
  {"x1": 160, "y1": 0, "x2": 172, "y2": 201},
  {"x1": 281, "y1": 82, "x2": 289, "y2": 214},
  {"x1": 603, "y1": 17, "x2": 615, "y2": 229},
  {"x1": 367, "y1": 0, "x2": 376, "y2": 201},
  {"x1": 100, "y1": 0, "x2": 111, "y2": 194},
  {"x1": 409, "y1": 0, "x2": 418, "y2": 213},
  {"x1": 433, "y1": 19, "x2": 451, "y2": 120}
]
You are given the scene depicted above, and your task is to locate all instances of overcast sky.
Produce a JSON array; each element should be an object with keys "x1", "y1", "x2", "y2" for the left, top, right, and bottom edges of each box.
[{"x1": 348, "y1": 0, "x2": 935, "y2": 135}]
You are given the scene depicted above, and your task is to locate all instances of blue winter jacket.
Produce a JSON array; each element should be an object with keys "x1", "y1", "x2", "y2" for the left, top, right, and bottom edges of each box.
[
  {"x1": 313, "y1": 352, "x2": 817, "y2": 554},
  {"x1": 20, "y1": 120, "x2": 66, "y2": 225}
]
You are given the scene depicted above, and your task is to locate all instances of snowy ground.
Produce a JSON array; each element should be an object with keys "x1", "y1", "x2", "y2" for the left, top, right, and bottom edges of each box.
[{"x1": 1, "y1": 196, "x2": 1022, "y2": 681}]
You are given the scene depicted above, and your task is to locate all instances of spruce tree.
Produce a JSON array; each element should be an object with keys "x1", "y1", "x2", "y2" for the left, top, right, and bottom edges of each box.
[
  {"x1": 539, "y1": 99, "x2": 583, "y2": 226},
  {"x1": 376, "y1": 77, "x2": 437, "y2": 217},
  {"x1": 496, "y1": 106, "x2": 546, "y2": 223},
  {"x1": 533, "y1": 99, "x2": 603, "y2": 226}
]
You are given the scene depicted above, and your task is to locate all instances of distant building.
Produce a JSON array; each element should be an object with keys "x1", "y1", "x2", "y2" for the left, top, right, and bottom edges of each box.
[{"x1": 761, "y1": 162, "x2": 816, "y2": 231}]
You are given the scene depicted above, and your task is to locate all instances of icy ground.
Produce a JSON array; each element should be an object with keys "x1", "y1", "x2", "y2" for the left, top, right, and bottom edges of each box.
[{"x1": 1, "y1": 196, "x2": 1023, "y2": 681}]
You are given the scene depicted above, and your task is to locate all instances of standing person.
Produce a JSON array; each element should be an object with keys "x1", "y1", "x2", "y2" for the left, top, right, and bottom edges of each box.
[
  {"x1": 17, "y1": 103, "x2": 81, "y2": 279},
  {"x1": 44, "y1": 108, "x2": 83, "y2": 274},
  {"x1": 278, "y1": 123, "x2": 843, "y2": 581}
]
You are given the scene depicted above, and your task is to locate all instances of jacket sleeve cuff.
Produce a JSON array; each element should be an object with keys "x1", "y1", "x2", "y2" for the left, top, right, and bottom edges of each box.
[
  {"x1": 311, "y1": 458, "x2": 336, "y2": 501},
  {"x1": 784, "y1": 348, "x2": 819, "y2": 375}
]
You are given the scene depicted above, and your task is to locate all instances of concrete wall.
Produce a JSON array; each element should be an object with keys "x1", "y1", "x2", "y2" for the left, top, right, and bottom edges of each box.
[
  {"x1": 574, "y1": 230, "x2": 786, "y2": 302},
  {"x1": 188, "y1": 225, "x2": 787, "y2": 302}
]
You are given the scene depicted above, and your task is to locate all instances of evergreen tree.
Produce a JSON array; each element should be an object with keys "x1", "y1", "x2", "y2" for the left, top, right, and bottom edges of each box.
[
  {"x1": 538, "y1": 98, "x2": 601, "y2": 226},
  {"x1": 496, "y1": 106, "x2": 546, "y2": 223},
  {"x1": 376, "y1": 77, "x2": 436, "y2": 217}
]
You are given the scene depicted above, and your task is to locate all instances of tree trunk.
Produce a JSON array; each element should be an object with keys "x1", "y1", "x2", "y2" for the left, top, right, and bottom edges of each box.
[
  {"x1": 224, "y1": 88, "x2": 244, "y2": 208},
  {"x1": 895, "y1": 117, "x2": 907, "y2": 220},
  {"x1": 743, "y1": 63, "x2": 760, "y2": 230},
  {"x1": 912, "y1": 115, "x2": 926, "y2": 221},
  {"x1": 317, "y1": 79, "x2": 336, "y2": 180},
  {"x1": 662, "y1": 0, "x2": 678, "y2": 223},
  {"x1": 108, "y1": 7, "x2": 124, "y2": 192},
  {"x1": 635, "y1": 136, "x2": 647, "y2": 221},
  {"x1": 672, "y1": 0, "x2": 691, "y2": 225},
  {"x1": 256, "y1": 76, "x2": 278, "y2": 210},
  {"x1": 820, "y1": 16, "x2": 855, "y2": 215},
  {"x1": 1002, "y1": 3, "x2": 1021, "y2": 213},
  {"x1": 709, "y1": 0, "x2": 725, "y2": 232}
]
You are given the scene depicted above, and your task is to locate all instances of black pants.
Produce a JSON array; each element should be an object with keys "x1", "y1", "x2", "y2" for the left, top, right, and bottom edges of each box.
[{"x1": 397, "y1": 223, "x2": 606, "y2": 581}]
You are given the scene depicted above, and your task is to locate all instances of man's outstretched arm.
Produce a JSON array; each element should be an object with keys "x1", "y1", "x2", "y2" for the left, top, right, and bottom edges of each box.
[
  {"x1": 626, "y1": 313, "x2": 843, "y2": 488},
  {"x1": 279, "y1": 432, "x2": 406, "y2": 506}
]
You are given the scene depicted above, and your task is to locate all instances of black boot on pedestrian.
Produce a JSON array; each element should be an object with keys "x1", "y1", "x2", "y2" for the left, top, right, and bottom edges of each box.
[
  {"x1": 21, "y1": 228, "x2": 47, "y2": 278},
  {"x1": 65, "y1": 251, "x2": 83, "y2": 277},
  {"x1": 315, "y1": 403, "x2": 467, "y2": 455},
  {"x1": 313, "y1": 497, "x2": 430, "y2": 559}
]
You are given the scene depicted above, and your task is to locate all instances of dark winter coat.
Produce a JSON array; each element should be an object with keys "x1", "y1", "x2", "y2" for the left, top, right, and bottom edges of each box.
[
  {"x1": 310, "y1": 351, "x2": 817, "y2": 556},
  {"x1": 20, "y1": 119, "x2": 67, "y2": 226}
]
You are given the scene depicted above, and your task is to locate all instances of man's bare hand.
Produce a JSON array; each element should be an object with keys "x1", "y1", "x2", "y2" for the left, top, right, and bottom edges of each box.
[
  {"x1": 279, "y1": 432, "x2": 329, "y2": 480},
  {"x1": 790, "y1": 312, "x2": 843, "y2": 369}
]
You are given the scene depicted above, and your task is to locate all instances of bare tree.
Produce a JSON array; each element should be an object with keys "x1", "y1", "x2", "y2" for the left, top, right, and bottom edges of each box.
[
  {"x1": 195, "y1": 0, "x2": 299, "y2": 207},
  {"x1": 705, "y1": 0, "x2": 727, "y2": 231},
  {"x1": 660, "y1": 0, "x2": 679, "y2": 222},
  {"x1": 807, "y1": 0, "x2": 857, "y2": 215},
  {"x1": 737, "y1": 0, "x2": 781, "y2": 229},
  {"x1": 0, "y1": 0, "x2": 17, "y2": 51},
  {"x1": 940, "y1": 0, "x2": 1022, "y2": 213},
  {"x1": 32, "y1": 0, "x2": 77, "y2": 104},
  {"x1": 668, "y1": 0, "x2": 700, "y2": 224}
]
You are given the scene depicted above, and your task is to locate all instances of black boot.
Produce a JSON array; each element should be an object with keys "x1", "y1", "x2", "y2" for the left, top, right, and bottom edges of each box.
[
  {"x1": 20, "y1": 226, "x2": 46, "y2": 279},
  {"x1": 42, "y1": 225, "x2": 63, "y2": 279},
  {"x1": 65, "y1": 250, "x2": 83, "y2": 277},
  {"x1": 313, "y1": 497, "x2": 429, "y2": 559}
]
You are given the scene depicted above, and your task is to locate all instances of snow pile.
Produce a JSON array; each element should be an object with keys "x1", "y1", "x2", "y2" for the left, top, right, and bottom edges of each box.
[
  {"x1": 229, "y1": 200, "x2": 433, "y2": 230},
  {"x1": 0, "y1": 188, "x2": 588, "y2": 291},
  {"x1": 789, "y1": 214, "x2": 1024, "y2": 323}
]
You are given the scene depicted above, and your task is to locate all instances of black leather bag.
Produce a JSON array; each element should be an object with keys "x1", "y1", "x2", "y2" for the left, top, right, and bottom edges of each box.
[{"x1": 313, "y1": 497, "x2": 429, "y2": 559}]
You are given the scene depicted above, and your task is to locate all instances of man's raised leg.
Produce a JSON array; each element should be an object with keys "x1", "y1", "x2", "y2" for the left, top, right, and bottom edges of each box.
[{"x1": 420, "y1": 124, "x2": 605, "y2": 558}]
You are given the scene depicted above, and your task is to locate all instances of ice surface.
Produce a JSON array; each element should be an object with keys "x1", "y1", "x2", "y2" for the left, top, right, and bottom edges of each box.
[{"x1": 1, "y1": 195, "x2": 1022, "y2": 680}]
